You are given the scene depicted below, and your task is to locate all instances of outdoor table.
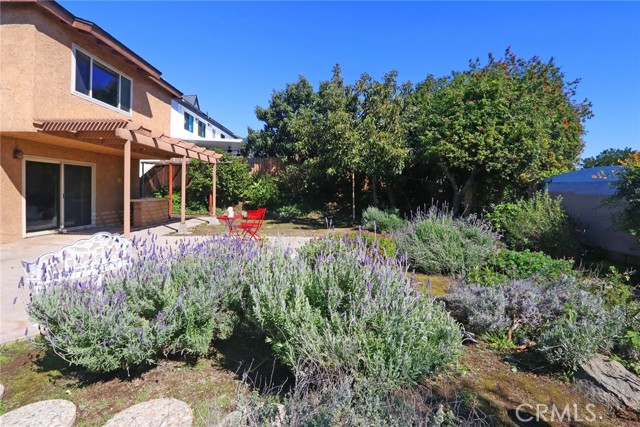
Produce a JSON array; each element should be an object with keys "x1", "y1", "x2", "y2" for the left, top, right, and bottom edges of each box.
[{"x1": 217, "y1": 215, "x2": 244, "y2": 235}]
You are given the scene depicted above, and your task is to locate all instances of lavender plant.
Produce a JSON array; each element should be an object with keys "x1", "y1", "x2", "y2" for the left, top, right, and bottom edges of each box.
[
  {"x1": 27, "y1": 234, "x2": 261, "y2": 372},
  {"x1": 249, "y1": 237, "x2": 463, "y2": 392},
  {"x1": 445, "y1": 276, "x2": 626, "y2": 369},
  {"x1": 537, "y1": 285, "x2": 624, "y2": 370},
  {"x1": 394, "y1": 206, "x2": 500, "y2": 277}
]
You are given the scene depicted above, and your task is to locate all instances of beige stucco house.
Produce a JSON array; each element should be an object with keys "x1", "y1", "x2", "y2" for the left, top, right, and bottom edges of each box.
[{"x1": 0, "y1": 0, "x2": 221, "y2": 243}]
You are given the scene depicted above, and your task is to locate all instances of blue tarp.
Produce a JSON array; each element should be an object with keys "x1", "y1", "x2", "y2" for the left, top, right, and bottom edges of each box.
[{"x1": 546, "y1": 166, "x2": 622, "y2": 196}]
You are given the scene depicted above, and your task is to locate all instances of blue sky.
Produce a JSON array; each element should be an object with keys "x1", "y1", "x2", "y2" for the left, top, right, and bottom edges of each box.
[{"x1": 60, "y1": 1, "x2": 639, "y2": 159}]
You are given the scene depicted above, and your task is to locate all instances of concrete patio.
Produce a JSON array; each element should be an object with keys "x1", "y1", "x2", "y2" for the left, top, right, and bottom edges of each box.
[{"x1": 0, "y1": 218, "x2": 311, "y2": 345}]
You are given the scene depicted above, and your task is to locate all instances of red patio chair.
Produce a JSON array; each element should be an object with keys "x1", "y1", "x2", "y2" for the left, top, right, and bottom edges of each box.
[{"x1": 237, "y1": 208, "x2": 266, "y2": 241}]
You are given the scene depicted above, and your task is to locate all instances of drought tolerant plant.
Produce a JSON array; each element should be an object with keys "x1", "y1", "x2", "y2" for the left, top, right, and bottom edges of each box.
[
  {"x1": 248, "y1": 237, "x2": 463, "y2": 392},
  {"x1": 394, "y1": 206, "x2": 500, "y2": 277},
  {"x1": 537, "y1": 295, "x2": 624, "y2": 371},
  {"x1": 201, "y1": 361, "x2": 490, "y2": 427},
  {"x1": 361, "y1": 206, "x2": 404, "y2": 233},
  {"x1": 486, "y1": 191, "x2": 582, "y2": 258},
  {"x1": 26, "y1": 235, "x2": 261, "y2": 372},
  {"x1": 466, "y1": 249, "x2": 575, "y2": 286},
  {"x1": 445, "y1": 276, "x2": 626, "y2": 369}
]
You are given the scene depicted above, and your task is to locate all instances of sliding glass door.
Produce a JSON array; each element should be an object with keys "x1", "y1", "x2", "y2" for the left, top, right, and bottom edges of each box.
[
  {"x1": 63, "y1": 164, "x2": 92, "y2": 228},
  {"x1": 25, "y1": 160, "x2": 93, "y2": 233},
  {"x1": 25, "y1": 161, "x2": 60, "y2": 232}
]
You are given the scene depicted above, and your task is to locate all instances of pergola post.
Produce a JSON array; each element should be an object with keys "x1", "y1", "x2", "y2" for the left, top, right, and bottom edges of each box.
[
  {"x1": 212, "y1": 162, "x2": 217, "y2": 215},
  {"x1": 168, "y1": 162, "x2": 173, "y2": 216},
  {"x1": 123, "y1": 139, "x2": 131, "y2": 238},
  {"x1": 178, "y1": 156, "x2": 187, "y2": 233}
]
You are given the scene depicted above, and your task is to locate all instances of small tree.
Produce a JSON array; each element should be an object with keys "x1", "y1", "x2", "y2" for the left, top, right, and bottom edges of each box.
[
  {"x1": 407, "y1": 48, "x2": 593, "y2": 214},
  {"x1": 609, "y1": 152, "x2": 640, "y2": 242}
]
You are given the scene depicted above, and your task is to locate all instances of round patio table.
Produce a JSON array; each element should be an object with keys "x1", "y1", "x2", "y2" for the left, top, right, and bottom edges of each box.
[{"x1": 216, "y1": 215, "x2": 243, "y2": 235}]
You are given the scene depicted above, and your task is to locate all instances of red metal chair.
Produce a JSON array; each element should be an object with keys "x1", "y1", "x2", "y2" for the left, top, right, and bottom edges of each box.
[{"x1": 237, "y1": 208, "x2": 266, "y2": 241}]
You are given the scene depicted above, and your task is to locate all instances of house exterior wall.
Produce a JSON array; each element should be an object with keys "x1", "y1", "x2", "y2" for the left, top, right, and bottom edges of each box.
[
  {"x1": 0, "y1": 3, "x2": 172, "y2": 133},
  {"x1": 1, "y1": 135, "x2": 139, "y2": 244},
  {"x1": 1, "y1": 2, "x2": 169, "y2": 243},
  {"x1": 170, "y1": 99, "x2": 232, "y2": 141}
]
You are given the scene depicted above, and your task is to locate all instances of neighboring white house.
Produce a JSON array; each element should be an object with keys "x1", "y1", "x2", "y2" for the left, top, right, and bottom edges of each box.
[{"x1": 170, "y1": 95, "x2": 243, "y2": 155}]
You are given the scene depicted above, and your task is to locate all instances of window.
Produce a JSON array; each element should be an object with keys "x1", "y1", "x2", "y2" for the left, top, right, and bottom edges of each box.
[
  {"x1": 184, "y1": 113, "x2": 194, "y2": 132},
  {"x1": 220, "y1": 134, "x2": 226, "y2": 139},
  {"x1": 72, "y1": 45, "x2": 132, "y2": 113},
  {"x1": 197, "y1": 120, "x2": 206, "y2": 137}
]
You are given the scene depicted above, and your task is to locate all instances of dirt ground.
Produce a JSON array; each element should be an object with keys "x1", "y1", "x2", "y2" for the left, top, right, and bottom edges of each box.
[
  {"x1": 2, "y1": 338, "x2": 637, "y2": 427},
  {"x1": 429, "y1": 345, "x2": 640, "y2": 427}
]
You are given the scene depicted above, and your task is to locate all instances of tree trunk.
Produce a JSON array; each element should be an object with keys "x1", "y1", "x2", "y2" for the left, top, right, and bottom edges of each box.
[
  {"x1": 351, "y1": 171, "x2": 356, "y2": 224},
  {"x1": 442, "y1": 165, "x2": 478, "y2": 215},
  {"x1": 384, "y1": 180, "x2": 396, "y2": 208},
  {"x1": 371, "y1": 175, "x2": 379, "y2": 208}
]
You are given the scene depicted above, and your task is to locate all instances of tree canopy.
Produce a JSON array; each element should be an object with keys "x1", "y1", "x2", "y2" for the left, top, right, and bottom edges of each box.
[
  {"x1": 581, "y1": 147, "x2": 636, "y2": 168},
  {"x1": 406, "y1": 48, "x2": 592, "y2": 213},
  {"x1": 245, "y1": 49, "x2": 593, "y2": 216}
]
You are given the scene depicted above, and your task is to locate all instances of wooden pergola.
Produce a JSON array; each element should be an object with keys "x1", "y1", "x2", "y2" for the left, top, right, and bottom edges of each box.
[{"x1": 34, "y1": 119, "x2": 222, "y2": 237}]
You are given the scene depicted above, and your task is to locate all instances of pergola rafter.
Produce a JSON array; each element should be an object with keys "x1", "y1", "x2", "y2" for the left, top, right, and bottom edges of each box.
[{"x1": 34, "y1": 119, "x2": 221, "y2": 237}]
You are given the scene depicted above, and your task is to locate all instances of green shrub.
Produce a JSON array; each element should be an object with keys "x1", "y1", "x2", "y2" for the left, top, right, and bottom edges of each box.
[
  {"x1": 467, "y1": 249, "x2": 574, "y2": 286},
  {"x1": 607, "y1": 152, "x2": 640, "y2": 242},
  {"x1": 216, "y1": 153, "x2": 252, "y2": 206},
  {"x1": 244, "y1": 175, "x2": 280, "y2": 208},
  {"x1": 248, "y1": 238, "x2": 463, "y2": 392},
  {"x1": 394, "y1": 206, "x2": 500, "y2": 277},
  {"x1": 362, "y1": 207, "x2": 404, "y2": 233},
  {"x1": 486, "y1": 191, "x2": 582, "y2": 258},
  {"x1": 275, "y1": 204, "x2": 305, "y2": 219},
  {"x1": 152, "y1": 186, "x2": 208, "y2": 215}
]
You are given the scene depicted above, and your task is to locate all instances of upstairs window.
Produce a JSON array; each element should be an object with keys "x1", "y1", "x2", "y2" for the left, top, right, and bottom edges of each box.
[
  {"x1": 72, "y1": 45, "x2": 132, "y2": 113},
  {"x1": 197, "y1": 120, "x2": 206, "y2": 137},
  {"x1": 184, "y1": 113, "x2": 194, "y2": 132}
]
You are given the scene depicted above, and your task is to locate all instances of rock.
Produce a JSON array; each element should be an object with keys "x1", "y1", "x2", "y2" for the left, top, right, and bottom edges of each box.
[
  {"x1": 103, "y1": 398, "x2": 193, "y2": 427},
  {"x1": 218, "y1": 410, "x2": 243, "y2": 426},
  {"x1": 573, "y1": 354, "x2": 640, "y2": 415},
  {"x1": 0, "y1": 384, "x2": 4, "y2": 399},
  {"x1": 0, "y1": 399, "x2": 76, "y2": 427}
]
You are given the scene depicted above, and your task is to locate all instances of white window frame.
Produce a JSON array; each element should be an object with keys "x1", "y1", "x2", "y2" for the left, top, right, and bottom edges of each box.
[
  {"x1": 22, "y1": 156, "x2": 97, "y2": 238},
  {"x1": 70, "y1": 44, "x2": 133, "y2": 116}
]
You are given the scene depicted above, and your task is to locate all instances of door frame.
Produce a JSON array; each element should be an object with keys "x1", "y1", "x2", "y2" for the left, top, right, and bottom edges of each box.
[{"x1": 22, "y1": 156, "x2": 96, "y2": 238}]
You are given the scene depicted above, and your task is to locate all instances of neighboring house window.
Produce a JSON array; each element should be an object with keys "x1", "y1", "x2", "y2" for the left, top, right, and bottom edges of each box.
[
  {"x1": 184, "y1": 113, "x2": 194, "y2": 132},
  {"x1": 220, "y1": 134, "x2": 226, "y2": 139},
  {"x1": 72, "y1": 46, "x2": 132, "y2": 113},
  {"x1": 197, "y1": 120, "x2": 206, "y2": 137}
]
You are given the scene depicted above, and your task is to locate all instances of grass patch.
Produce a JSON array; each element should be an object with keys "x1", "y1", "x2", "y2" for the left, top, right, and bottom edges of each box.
[{"x1": 411, "y1": 273, "x2": 452, "y2": 297}]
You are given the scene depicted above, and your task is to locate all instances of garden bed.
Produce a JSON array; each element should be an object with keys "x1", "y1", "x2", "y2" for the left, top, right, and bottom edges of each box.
[{"x1": 0, "y1": 340, "x2": 632, "y2": 426}]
